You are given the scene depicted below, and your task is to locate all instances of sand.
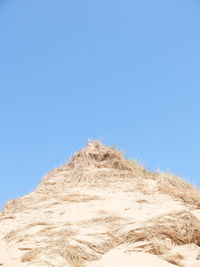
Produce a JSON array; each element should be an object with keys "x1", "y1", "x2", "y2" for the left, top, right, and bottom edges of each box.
[{"x1": 87, "y1": 250, "x2": 177, "y2": 267}]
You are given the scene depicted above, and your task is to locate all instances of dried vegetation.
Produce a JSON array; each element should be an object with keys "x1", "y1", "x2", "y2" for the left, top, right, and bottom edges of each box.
[
  {"x1": 21, "y1": 248, "x2": 42, "y2": 262},
  {"x1": 156, "y1": 172, "x2": 200, "y2": 207}
]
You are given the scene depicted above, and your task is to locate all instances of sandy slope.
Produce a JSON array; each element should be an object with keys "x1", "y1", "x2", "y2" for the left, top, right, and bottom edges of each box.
[
  {"x1": 0, "y1": 142, "x2": 200, "y2": 267},
  {"x1": 0, "y1": 242, "x2": 27, "y2": 267},
  {"x1": 87, "y1": 250, "x2": 176, "y2": 267}
]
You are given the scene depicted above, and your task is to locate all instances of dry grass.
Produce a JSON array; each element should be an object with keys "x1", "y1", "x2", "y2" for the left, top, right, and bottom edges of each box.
[
  {"x1": 60, "y1": 245, "x2": 96, "y2": 267},
  {"x1": 127, "y1": 157, "x2": 200, "y2": 208},
  {"x1": 24, "y1": 226, "x2": 122, "y2": 266},
  {"x1": 2, "y1": 192, "x2": 44, "y2": 214},
  {"x1": 26, "y1": 222, "x2": 48, "y2": 228},
  {"x1": 39, "y1": 228, "x2": 76, "y2": 239},
  {"x1": 66, "y1": 141, "x2": 132, "y2": 171},
  {"x1": 3, "y1": 198, "x2": 27, "y2": 214},
  {"x1": 21, "y1": 248, "x2": 41, "y2": 262},
  {"x1": 57, "y1": 194, "x2": 101, "y2": 203},
  {"x1": 4, "y1": 230, "x2": 19, "y2": 243},
  {"x1": 4, "y1": 222, "x2": 49, "y2": 245},
  {"x1": 0, "y1": 215, "x2": 16, "y2": 220},
  {"x1": 196, "y1": 253, "x2": 200, "y2": 260},
  {"x1": 76, "y1": 236, "x2": 120, "y2": 255},
  {"x1": 164, "y1": 253, "x2": 185, "y2": 267},
  {"x1": 156, "y1": 172, "x2": 200, "y2": 207},
  {"x1": 120, "y1": 210, "x2": 200, "y2": 255},
  {"x1": 18, "y1": 247, "x2": 32, "y2": 251},
  {"x1": 53, "y1": 237, "x2": 98, "y2": 267},
  {"x1": 83, "y1": 216, "x2": 126, "y2": 226},
  {"x1": 126, "y1": 159, "x2": 200, "y2": 208},
  {"x1": 126, "y1": 160, "x2": 152, "y2": 178},
  {"x1": 136, "y1": 199, "x2": 149, "y2": 203}
]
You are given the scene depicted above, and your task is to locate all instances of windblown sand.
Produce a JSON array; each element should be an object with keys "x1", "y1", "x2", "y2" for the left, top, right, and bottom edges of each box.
[{"x1": 1, "y1": 142, "x2": 200, "y2": 267}]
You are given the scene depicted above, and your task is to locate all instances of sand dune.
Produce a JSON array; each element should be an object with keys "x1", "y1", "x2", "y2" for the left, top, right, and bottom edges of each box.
[{"x1": 1, "y1": 142, "x2": 200, "y2": 266}]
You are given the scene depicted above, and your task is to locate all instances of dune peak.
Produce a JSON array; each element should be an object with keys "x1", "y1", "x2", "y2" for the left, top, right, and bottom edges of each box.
[{"x1": 65, "y1": 141, "x2": 131, "y2": 171}]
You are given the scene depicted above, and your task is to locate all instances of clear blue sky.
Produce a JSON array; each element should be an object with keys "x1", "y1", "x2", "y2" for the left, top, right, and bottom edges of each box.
[{"x1": 1, "y1": 0, "x2": 200, "y2": 209}]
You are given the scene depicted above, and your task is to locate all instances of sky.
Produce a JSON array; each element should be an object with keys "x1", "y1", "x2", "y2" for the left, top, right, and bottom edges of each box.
[{"x1": 0, "y1": 0, "x2": 200, "y2": 209}]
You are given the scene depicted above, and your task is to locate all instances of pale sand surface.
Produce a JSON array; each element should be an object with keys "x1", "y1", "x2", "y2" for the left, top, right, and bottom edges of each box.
[
  {"x1": 87, "y1": 250, "x2": 176, "y2": 267},
  {"x1": 0, "y1": 242, "x2": 27, "y2": 267}
]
